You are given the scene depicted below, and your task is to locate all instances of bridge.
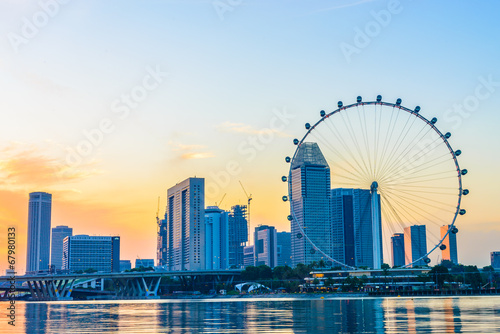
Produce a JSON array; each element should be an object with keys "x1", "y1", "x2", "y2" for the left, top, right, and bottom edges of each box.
[{"x1": 0, "y1": 269, "x2": 242, "y2": 301}]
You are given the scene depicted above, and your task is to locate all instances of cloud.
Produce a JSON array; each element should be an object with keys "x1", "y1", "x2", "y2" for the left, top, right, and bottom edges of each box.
[
  {"x1": 217, "y1": 121, "x2": 291, "y2": 138},
  {"x1": 168, "y1": 141, "x2": 215, "y2": 160},
  {"x1": 0, "y1": 143, "x2": 99, "y2": 192},
  {"x1": 181, "y1": 152, "x2": 215, "y2": 160}
]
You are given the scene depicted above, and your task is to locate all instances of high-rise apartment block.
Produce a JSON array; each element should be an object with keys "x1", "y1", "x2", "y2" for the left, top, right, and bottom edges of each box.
[{"x1": 162, "y1": 177, "x2": 205, "y2": 271}]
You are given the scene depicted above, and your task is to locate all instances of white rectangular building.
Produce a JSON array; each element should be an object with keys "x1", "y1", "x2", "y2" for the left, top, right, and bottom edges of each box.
[{"x1": 164, "y1": 177, "x2": 205, "y2": 271}]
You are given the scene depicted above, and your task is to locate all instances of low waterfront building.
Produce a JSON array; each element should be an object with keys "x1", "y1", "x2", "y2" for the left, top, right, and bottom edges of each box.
[{"x1": 62, "y1": 235, "x2": 120, "y2": 273}]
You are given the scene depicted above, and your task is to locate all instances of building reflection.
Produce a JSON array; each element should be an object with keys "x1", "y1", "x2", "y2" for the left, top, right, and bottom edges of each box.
[{"x1": 444, "y1": 298, "x2": 462, "y2": 333}]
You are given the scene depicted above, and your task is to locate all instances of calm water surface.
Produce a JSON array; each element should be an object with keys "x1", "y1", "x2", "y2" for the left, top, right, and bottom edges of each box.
[{"x1": 1, "y1": 296, "x2": 499, "y2": 333}]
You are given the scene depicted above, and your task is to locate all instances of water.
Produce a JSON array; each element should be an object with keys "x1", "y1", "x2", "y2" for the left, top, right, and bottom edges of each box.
[{"x1": 1, "y1": 296, "x2": 499, "y2": 333}]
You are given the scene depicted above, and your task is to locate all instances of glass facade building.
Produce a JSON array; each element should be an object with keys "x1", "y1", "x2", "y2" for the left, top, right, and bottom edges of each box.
[
  {"x1": 331, "y1": 188, "x2": 382, "y2": 268},
  {"x1": 228, "y1": 205, "x2": 248, "y2": 269},
  {"x1": 277, "y1": 232, "x2": 291, "y2": 267},
  {"x1": 254, "y1": 225, "x2": 277, "y2": 268},
  {"x1": 205, "y1": 206, "x2": 229, "y2": 270},
  {"x1": 50, "y1": 225, "x2": 73, "y2": 270},
  {"x1": 404, "y1": 225, "x2": 427, "y2": 267},
  {"x1": 26, "y1": 192, "x2": 52, "y2": 273},
  {"x1": 62, "y1": 235, "x2": 120, "y2": 272},
  {"x1": 440, "y1": 225, "x2": 458, "y2": 264},
  {"x1": 290, "y1": 142, "x2": 331, "y2": 267},
  {"x1": 391, "y1": 233, "x2": 405, "y2": 267}
]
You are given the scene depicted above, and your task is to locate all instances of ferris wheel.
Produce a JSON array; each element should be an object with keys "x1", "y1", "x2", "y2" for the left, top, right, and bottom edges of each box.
[{"x1": 282, "y1": 95, "x2": 468, "y2": 269}]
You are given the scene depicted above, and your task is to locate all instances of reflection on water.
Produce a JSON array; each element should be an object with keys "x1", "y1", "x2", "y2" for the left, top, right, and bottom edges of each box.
[{"x1": 1, "y1": 296, "x2": 499, "y2": 334}]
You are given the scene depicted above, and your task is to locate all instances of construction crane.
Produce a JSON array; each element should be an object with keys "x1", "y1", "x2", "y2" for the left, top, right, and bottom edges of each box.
[
  {"x1": 239, "y1": 181, "x2": 252, "y2": 245},
  {"x1": 156, "y1": 196, "x2": 161, "y2": 227},
  {"x1": 215, "y1": 193, "x2": 226, "y2": 208}
]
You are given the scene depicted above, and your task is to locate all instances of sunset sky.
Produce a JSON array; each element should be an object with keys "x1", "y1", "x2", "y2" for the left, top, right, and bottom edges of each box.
[{"x1": 0, "y1": 0, "x2": 499, "y2": 273}]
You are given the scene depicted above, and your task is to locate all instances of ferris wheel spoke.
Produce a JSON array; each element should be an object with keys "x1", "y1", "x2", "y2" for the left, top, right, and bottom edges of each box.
[
  {"x1": 379, "y1": 124, "x2": 435, "y2": 180},
  {"x1": 310, "y1": 130, "x2": 369, "y2": 183},
  {"x1": 380, "y1": 134, "x2": 446, "y2": 180},
  {"x1": 337, "y1": 109, "x2": 373, "y2": 180},
  {"x1": 379, "y1": 152, "x2": 453, "y2": 185},
  {"x1": 376, "y1": 105, "x2": 399, "y2": 178},
  {"x1": 321, "y1": 127, "x2": 371, "y2": 184},
  {"x1": 356, "y1": 105, "x2": 374, "y2": 178},
  {"x1": 376, "y1": 110, "x2": 420, "y2": 179},
  {"x1": 383, "y1": 174, "x2": 458, "y2": 186},
  {"x1": 383, "y1": 187, "x2": 458, "y2": 209},
  {"x1": 382, "y1": 189, "x2": 454, "y2": 226},
  {"x1": 383, "y1": 170, "x2": 457, "y2": 185}
]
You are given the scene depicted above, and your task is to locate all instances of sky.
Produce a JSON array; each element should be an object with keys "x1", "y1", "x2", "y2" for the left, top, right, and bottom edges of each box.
[{"x1": 0, "y1": 0, "x2": 499, "y2": 273}]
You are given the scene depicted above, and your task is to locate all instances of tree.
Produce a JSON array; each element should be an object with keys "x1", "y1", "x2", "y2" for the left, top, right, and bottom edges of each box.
[
  {"x1": 84, "y1": 268, "x2": 97, "y2": 273},
  {"x1": 257, "y1": 265, "x2": 273, "y2": 280},
  {"x1": 241, "y1": 266, "x2": 259, "y2": 281},
  {"x1": 429, "y1": 265, "x2": 450, "y2": 288}
]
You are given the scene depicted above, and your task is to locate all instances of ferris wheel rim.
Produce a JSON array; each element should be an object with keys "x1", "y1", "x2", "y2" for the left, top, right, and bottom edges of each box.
[{"x1": 287, "y1": 98, "x2": 464, "y2": 269}]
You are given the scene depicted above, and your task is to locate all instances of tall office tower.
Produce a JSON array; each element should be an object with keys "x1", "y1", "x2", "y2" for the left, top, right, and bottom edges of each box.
[
  {"x1": 331, "y1": 188, "x2": 383, "y2": 268},
  {"x1": 404, "y1": 225, "x2": 427, "y2": 267},
  {"x1": 228, "y1": 205, "x2": 248, "y2": 268},
  {"x1": 26, "y1": 192, "x2": 52, "y2": 273},
  {"x1": 391, "y1": 233, "x2": 405, "y2": 267},
  {"x1": 277, "y1": 231, "x2": 291, "y2": 267},
  {"x1": 290, "y1": 142, "x2": 331, "y2": 267},
  {"x1": 205, "y1": 206, "x2": 229, "y2": 270},
  {"x1": 157, "y1": 217, "x2": 167, "y2": 267},
  {"x1": 254, "y1": 225, "x2": 278, "y2": 268},
  {"x1": 491, "y1": 252, "x2": 500, "y2": 269},
  {"x1": 50, "y1": 225, "x2": 73, "y2": 270},
  {"x1": 62, "y1": 235, "x2": 120, "y2": 272},
  {"x1": 243, "y1": 245, "x2": 255, "y2": 267},
  {"x1": 163, "y1": 177, "x2": 205, "y2": 271},
  {"x1": 440, "y1": 225, "x2": 458, "y2": 264}
]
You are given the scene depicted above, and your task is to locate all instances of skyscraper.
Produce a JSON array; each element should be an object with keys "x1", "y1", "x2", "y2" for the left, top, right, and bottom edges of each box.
[
  {"x1": 243, "y1": 245, "x2": 255, "y2": 267},
  {"x1": 440, "y1": 225, "x2": 458, "y2": 264},
  {"x1": 277, "y1": 231, "x2": 291, "y2": 267},
  {"x1": 491, "y1": 252, "x2": 500, "y2": 269},
  {"x1": 391, "y1": 233, "x2": 405, "y2": 267},
  {"x1": 228, "y1": 205, "x2": 248, "y2": 268},
  {"x1": 157, "y1": 217, "x2": 167, "y2": 267},
  {"x1": 163, "y1": 177, "x2": 205, "y2": 271},
  {"x1": 290, "y1": 142, "x2": 331, "y2": 267},
  {"x1": 50, "y1": 225, "x2": 73, "y2": 270},
  {"x1": 331, "y1": 188, "x2": 382, "y2": 268},
  {"x1": 254, "y1": 225, "x2": 278, "y2": 268},
  {"x1": 26, "y1": 192, "x2": 52, "y2": 273},
  {"x1": 404, "y1": 225, "x2": 427, "y2": 267},
  {"x1": 62, "y1": 235, "x2": 120, "y2": 272},
  {"x1": 205, "y1": 206, "x2": 229, "y2": 270}
]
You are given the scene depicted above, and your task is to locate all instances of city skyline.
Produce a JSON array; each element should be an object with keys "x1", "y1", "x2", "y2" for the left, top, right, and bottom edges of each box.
[{"x1": 1, "y1": 1, "x2": 500, "y2": 273}]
